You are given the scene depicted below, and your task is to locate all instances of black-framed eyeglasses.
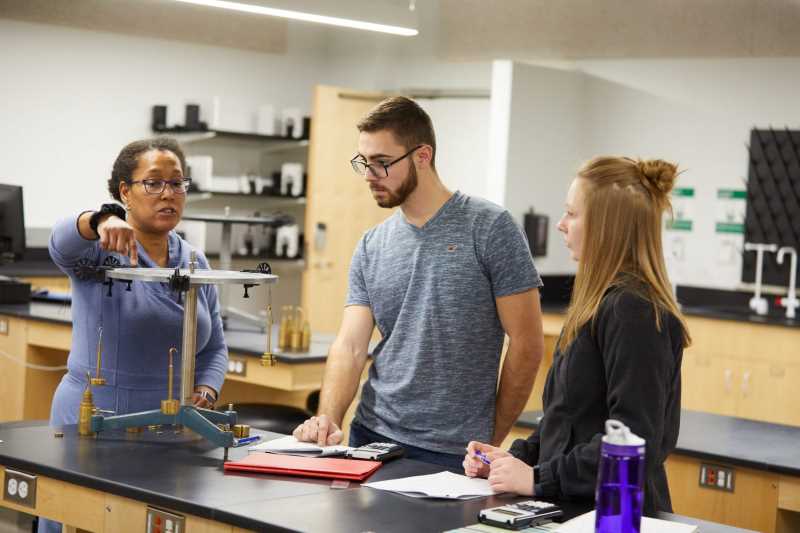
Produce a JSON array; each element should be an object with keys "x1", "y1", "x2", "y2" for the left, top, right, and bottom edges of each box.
[
  {"x1": 128, "y1": 178, "x2": 192, "y2": 195},
  {"x1": 350, "y1": 145, "x2": 423, "y2": 179}
]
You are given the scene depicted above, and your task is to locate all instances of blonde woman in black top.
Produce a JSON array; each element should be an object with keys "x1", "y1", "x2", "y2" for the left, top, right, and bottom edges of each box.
[{"x1": 464, "y1": 156, "x2": 691, "y2": 515}]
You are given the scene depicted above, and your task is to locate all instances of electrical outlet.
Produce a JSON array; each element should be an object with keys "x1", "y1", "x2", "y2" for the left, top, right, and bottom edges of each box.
[
  {"x1": 3, "y1": 469, "x2": 37, "y2": 508},
  {"x1": 226, "y1": 358, "x2": 247, "y2": 377},
  {"x1": 699, "y1": 463, "x2": 735, "y2": 492},
  {"x1": 0, "y1": 318, "x2": 8, "y2": 335},
  {"x1": 146, "y1": 506, "x2": 185, "y2": 533}
]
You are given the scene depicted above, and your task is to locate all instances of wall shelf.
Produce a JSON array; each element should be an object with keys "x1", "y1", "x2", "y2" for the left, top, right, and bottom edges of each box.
[
  {"x1": 155, "y1": 129, "x2": 309, "y2": 152},
  {"x1": 206, "y1": 255, "x2": 305, "y2": 269},
  {"x1": 186, "y1": 191, "x2": 306, "y2": 206}
]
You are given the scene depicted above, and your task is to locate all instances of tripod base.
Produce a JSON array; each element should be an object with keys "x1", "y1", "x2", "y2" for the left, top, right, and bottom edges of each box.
[{"x1": 91, "y1": 405, "x2": 248, "y2": 448}]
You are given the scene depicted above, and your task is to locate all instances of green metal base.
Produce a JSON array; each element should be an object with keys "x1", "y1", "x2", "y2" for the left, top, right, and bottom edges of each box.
[{"x1": 91, "y1": 405, "x2": 243, "y2": 448}]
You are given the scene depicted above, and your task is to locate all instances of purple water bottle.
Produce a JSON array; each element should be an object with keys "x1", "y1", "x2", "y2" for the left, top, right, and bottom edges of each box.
[{"x1": 595, "y1": 420, "x2": 646, "y2": 533}]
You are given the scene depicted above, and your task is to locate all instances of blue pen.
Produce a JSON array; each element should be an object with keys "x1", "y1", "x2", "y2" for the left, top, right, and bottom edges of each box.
[
  {"x1": 474, "y1": 450, "x2": 491, "y2": 465},
  {"x1": 235, "y1": 435, "x2": 261, "y2": 447}
]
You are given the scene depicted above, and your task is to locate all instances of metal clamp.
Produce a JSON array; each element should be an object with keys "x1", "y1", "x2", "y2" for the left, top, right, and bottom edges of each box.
[
  {"x1": 241, "y1": 262, "x2": 273, "y2": 275},
  {"x1": 168, "y1": 267, "x2": 191, "y2": 303},
  {"x1": 73, "y1": 259, "x2": 112, "y2": 283}
]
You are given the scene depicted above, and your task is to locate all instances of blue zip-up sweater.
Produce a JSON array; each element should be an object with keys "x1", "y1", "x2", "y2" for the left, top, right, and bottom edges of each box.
[{"x1": 47, "y1": 214, "x2": 227, "y2": 426}]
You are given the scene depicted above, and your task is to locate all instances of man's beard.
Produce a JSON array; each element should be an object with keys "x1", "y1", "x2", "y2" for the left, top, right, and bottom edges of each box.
[{"x1": 373, "y1": 164, "x2": 418, "y2": 209}]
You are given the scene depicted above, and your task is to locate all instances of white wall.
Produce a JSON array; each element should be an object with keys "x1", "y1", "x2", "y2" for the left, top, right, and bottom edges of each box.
[
  {"x1": 0, "y1": 14, "x2": 493, "y2": 317},
  {"x1": 0, "y1": 18, "x2": 329, "y2": 231},
  {"x1": 492, "y1": 58, "x2": 800, "y2": 290},
  {"x1": 0, "y1": 14, "x2": 493, "y2": 237},
  {"x1": 491, "y1": 60, "x2": 586, "y2": 275},
  {"x1": 574, "y1": 58, "x2": 800, "y2": 289},
  {"x1": 417, "y1": 97, "x2": 491, "y2": 199}
]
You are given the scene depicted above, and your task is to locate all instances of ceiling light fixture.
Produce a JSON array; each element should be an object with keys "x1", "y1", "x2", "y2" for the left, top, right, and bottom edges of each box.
[{"x1": 172, "y1": 0, "x2": 418, "y2": 36}]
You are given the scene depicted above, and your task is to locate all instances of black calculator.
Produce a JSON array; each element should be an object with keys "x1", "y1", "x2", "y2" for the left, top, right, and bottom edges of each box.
[
  {"x1": 478, "y1": 500, "x2": 563, "y2": 530},
  {"x1": 345, "y1": 442, "x2": 405, "y2": 462}
]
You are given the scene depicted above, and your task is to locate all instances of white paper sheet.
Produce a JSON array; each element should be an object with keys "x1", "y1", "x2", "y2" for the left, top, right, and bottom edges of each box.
[
  {"x1": 443, "y1": 522, "x2": 560, "y2": 533},
  {"x1": 363, "y1": 471, "x2": 496, "y2": 500},
  {"x1": 556, "y1": 511, "x2": 698, "y2": 533},
  {"x1": 248, "y1": 434, "x2": 352, "y2": 456}
]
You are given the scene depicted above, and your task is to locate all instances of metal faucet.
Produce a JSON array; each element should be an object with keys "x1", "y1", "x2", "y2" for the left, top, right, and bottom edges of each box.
[
  {"x1": 777, "y1": 246, "x2": 799, "y2": 319},
  {"x1": 744, "y1": 243, "x2": 778, "y2": 315}
]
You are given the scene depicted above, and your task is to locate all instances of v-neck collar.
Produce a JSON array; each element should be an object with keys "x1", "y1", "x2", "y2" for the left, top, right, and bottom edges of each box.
[
  {"x1": 135, "y1": 232, "x2": 181, "y2": 268},
  {"x1": 401, "y1": 191, "x2": 461, "y2": 232}
]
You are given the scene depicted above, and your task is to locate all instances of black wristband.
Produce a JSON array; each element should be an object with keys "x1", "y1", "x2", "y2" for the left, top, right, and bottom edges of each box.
[{"x1": 89, "y1": 203, "x2": 126, "y2": 238}]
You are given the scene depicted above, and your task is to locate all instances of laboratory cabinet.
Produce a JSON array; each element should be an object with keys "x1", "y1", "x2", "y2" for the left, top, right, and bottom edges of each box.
[
  {"x1": 535, "y1": 312, "x2": 800, "y2": 427},
  {"x1": 680, "y1": 316, "x2": 800, "y2": 426}
]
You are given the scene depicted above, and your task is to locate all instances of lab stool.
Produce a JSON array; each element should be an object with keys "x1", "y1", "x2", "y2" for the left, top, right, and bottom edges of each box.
[{"x1": 229, "y1": 403, "x2": 312, "y2": 435}]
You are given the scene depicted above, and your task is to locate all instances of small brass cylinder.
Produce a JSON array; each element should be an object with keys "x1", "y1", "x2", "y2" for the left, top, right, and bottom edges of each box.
[
  {"x1": 161, "y1": 399, "x2": 179, "y2": 415},
  {"x1": 78, "y1": 387, "x2": 95, "y2": 437},
  {"x1": 301, "y1": 321, "x2": 311, "y2": 351},
  {"x1": 289, "y1": 329, "x2": 302, "y2": 350},
  {"x1": 278, "y1": 306, "x2": 291, "y2": 349},
  {"x1": 233, "y1": 424, "x2": 250, "y2": 438}
]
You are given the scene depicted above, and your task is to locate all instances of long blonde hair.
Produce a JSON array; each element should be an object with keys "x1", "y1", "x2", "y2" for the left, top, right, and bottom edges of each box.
[{"x1": 557, "y1": 156, "x2": 691, "y2": 354}]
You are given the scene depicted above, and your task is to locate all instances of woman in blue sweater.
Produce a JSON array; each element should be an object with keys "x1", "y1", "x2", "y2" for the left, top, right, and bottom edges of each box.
[
  {"x1": 50, "y1": 138, "x2": 228, "y2": 426},
  {"x1": 40, "y1": 138, "x2": 227, "y2": 533},
  {"x1": 46, "y1": 136, "x2": 226, "y2": 427}
]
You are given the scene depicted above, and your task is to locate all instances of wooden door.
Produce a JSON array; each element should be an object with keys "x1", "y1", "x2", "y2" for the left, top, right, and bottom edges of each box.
[{"x1": 302, "y1": 86, "x2": 393, "y2": 334}]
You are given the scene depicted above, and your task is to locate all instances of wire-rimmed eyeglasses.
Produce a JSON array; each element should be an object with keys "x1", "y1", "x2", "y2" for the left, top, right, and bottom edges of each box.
[
  {"x1": 350, "y1": 145, "x2": 423, "y2": 178},
  {"x1": 128, "y1": 178, "x2": 192, "y2": 195}
]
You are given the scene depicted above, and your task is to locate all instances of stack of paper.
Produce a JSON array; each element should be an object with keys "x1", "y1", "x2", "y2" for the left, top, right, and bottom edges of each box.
[
  {"x1": 249, "y1": 435, "x2": 352, "y2": 457},
  {"x1": 363, "y1": 471, "x2": 495, "y2": 500},
  {"x1": 555, "y1": 511, "x2": 698, "y2": 533},
  {"x1": 444, "y1": 523, "x2": 559, "y2": 533}
]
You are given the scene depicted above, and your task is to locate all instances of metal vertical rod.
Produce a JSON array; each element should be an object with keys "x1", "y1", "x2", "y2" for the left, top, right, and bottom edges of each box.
[
  {"x1": 180, "y1": 287, "x2": 199, "y2": 405},
  {"x1": 168, "y1": 347, "x2": 177, "y2": 401},
  {"x1": 94, "y1": 327, "x2": 103, "y2": 378},
  {"x1": 219, "y1": 219, "x2": 233, "y2": 322}
]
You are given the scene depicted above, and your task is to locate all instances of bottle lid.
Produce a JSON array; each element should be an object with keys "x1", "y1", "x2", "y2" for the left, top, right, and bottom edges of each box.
[{"x1": 601, "y1": 419, "x2": 645, "y2": 446}]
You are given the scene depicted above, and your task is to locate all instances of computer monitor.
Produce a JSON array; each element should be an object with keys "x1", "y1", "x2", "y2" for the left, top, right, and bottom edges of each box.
[{"x1": 0, "y1": 184, "x2": 25, "y2": 262}]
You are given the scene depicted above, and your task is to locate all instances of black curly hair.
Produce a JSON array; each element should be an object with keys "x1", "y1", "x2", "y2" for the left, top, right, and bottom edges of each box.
[{"x1": 107, "y1": 137, "x2": 187, "y2": 201}]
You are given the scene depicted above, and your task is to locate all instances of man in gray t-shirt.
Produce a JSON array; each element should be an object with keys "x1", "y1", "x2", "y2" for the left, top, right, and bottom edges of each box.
[{"x1": 294, "y1": 96, "x2": 545, "y2": 468}]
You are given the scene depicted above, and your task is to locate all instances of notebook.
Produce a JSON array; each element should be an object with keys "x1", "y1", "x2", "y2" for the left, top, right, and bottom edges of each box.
[
  {"x1": 249, "y1": 434, "x2": 352, "y2": 457},
  {"x1": 223, "y1": 452, "x2": 381, "y2": 481},
  {"x1": 555, "y1": 511, "x2": 698, "y2": 533},
  {"x1": 363, "y1": 471, "x2": 495, "y2": 499}
]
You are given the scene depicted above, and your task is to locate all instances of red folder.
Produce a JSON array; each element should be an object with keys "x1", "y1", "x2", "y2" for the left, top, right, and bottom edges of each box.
[{"x1": 223, "y1": 453, "x2": 382, "y2": 481}]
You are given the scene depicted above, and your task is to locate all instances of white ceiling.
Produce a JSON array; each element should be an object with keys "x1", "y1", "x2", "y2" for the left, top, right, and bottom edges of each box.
[
  {"x1": 2, "y1": 0, "x2": 800, "y2": 58},
  {"x1": 439, "y1": 0, "x2": 800, "y2": 59}
]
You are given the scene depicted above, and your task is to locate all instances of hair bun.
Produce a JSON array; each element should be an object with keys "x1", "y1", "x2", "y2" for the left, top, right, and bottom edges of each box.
[{"x1": 636, "y1": 159, "x2": 679, "y2": 207}]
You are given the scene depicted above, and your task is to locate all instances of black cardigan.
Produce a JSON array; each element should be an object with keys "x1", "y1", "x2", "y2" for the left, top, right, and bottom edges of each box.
[{"x1": 510, "y1": 288, "x2": 684, "y2": 515}]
